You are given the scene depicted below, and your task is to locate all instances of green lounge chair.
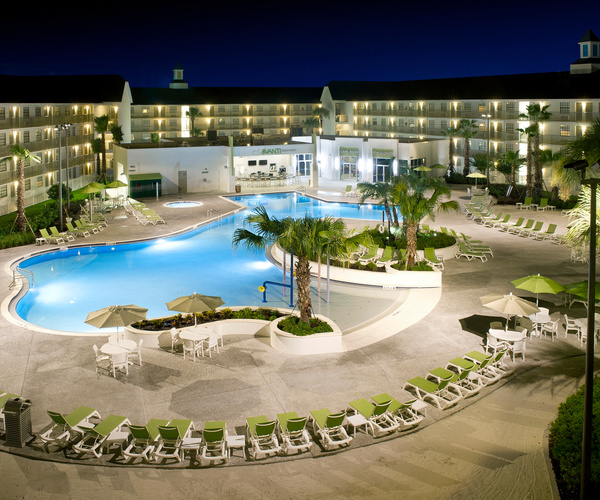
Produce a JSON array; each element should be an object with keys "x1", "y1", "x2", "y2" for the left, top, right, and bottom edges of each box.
[
  {"x1": 358, "y1": 245, "x2": 380, "y2": 264},
  {"x1": 347, "y1": 398, "x2": 400, "y2": 437},
  {"x1": 39, "y1": 406, "x2": 101, "y2": 450},
  {"x1": 276, "y1": 411, "x2": 312, "y2": 455},
  {"x1": 246, "y1": 415, "x2": 281, "y2": 460},
  {"x1": 50, "y1": 226, "x2": 75, "y2": 242},
  {"x1": 536, "y1": 198, "x2": 555, "y2": 211},
  {"x1": 403, "y1": 376, "x2": 462, "y2": 410},
  {"x1": 66, "y1": 221, "x2": 90, "y2": 237},
  {"x1": 155, "y1": 420, "x2": 201, "y2": 463},
  {"x1": 75, "y1": 219, "x2": 100, "y2": 233},
  {"x1": 376, "y1": 246, "x2": 395, "y2": 266},
  {"x1": 72, "y1": 414, "x2": 130, "y2": 458},
  {"x1": 499, "y1": 216, "x2": 524, "y2": 232},
  {"x1": 484, "y1": 213, "x2": 510, "y2": 228},
  {"x1": 200, "y1": 421, "x2": 228, "y2": 465},
  {"x1": 427, "y1": 366, "x2": 483, "y2": 398},
  {"x1": 39, "y1": 228, "x2": 64, "y2": 244},
  {"x1": 509, "y1": 218, "x2": 534, "y2": 234},
  {"x1": 309, "y1": 409, "x2": 352, "y2": 450},
  {"x1": 517, "y1": 197, "x2": 533, "y2": 209},
  {"x1": 463, "y1": 350, "x2": 503, "y2": 385},
  {"x1": 423, "y1": 247, "x2": 444, "y2": 270},
  {"x1": 465, "y1": 240, "x2": 494, "y2": 257},
  {"x1": 123, "y1": 418, "x2": 169, "y2": 463},
  {"x1": 518, "y1": 220, "x2": 544, "y2": 237},
  {"x1": 534, "y1": 223, "x2": 558, "y2": 240},
  {"x1": 371, "y1": 393, "x2": 424, "y2": 428},
  {"x1": 455, "y1": 241, "x2": 488, "y2": 262}
]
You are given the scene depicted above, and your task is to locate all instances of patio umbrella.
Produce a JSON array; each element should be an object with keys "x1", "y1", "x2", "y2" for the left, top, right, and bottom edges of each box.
[
  {"x1": 511, "y1": 274, "x2": 565, "y2": 306},
  {"x1": 79, "y1": 184, "x2": 101, "y2": 217},
  {"x1": 480, "y1": 292, "x2": 539, "y2": 330},
  {"x1": 166, "y1": 292, "x2": 225, "y2": 325},
  {"x1": 106, "y1": 180, "x2": 127, "y2": 188},
  {"x1": 563, "y1": 280, "x2": 600, "y2": 306},
  {"x1": 85, "y1": 304, "x2": 148, "y2": 333},
  {"x1": 467, "y1": 172, "x2": 487, "y2": 187}
]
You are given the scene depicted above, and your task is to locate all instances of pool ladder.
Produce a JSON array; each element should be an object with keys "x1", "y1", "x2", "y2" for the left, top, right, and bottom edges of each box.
[
  {"x1": 207, "y1": 209, "x2": 226, "y2": 221},
  {"x1": 9, "y1": 266, "x2": 33, "y2": 290}
]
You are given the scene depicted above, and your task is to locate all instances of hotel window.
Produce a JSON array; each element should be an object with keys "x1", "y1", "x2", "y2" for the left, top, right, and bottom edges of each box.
[
  {"x1": 0, "y1": 133, "x2": 5, "y2": 146},
  {"x1": 506, "y1": 123, "x2": 515, "y2": 133},
  {"x1": 23, "y1": 131, "x2": 30, "y2": 143},
  {"x1": 560, "y1": 125, "x2": 571, "y2": 137},
  {"x1": 506, "y1": 102, "x2": 515, "y2": 113},
  {"x1": 0, "y1": 107, "x2": 4, "y2": 119},
  {"x1": 295, "y1": 153, "x2": 312, "y2": 176},
  {"x1": 428, "y1": 103, "x2": 435, "y2": 111},
  {"x1": 440, "y1": 103, "x2": 448, "y2": 111},
  {"x1": 429, "y1": 120, "x2": 436, "y2": 129},
  {"x1": 560, "y1": 102, "x2": 571, "y2": 114},
  {"x1": 478, "y1": 142, "x2": 487, "y2": 151},
  {"x1": 23, "y1": 107, "x2": 30, "y2": 118},
  {"x1": 35, "y1": 129, "x2": 43, "y2": 141},
  {"x1": 24, "y1": 179, "x2": 31, "y2": 191},
  {"x1": 35, "y1": 107, "x2": 42, "y2": 117},
  {"x1": 440, "y1": 120, "x2": 447, "y2": 129},
  {"x1": 0, "y1": 160, "x2": 6, "y2": 172},
  {"x1": 505, "y1": 143, "x2": 515, "y2": 151},
  {"x1": 36, "y1": 176, "x2": 43, "y2": 188},
  {"x1": 478, "y1": 103, "x2": 487, "y2": 112},
  {"x1": 218, "y1": 106, "x2": 226, "y2": 114},
  {"x1": 464, "y1": 103, "x2": 471, "y2": 112},
  {"x1": 0, "y1": 185, "x2": 6, "y2": 197},
  {"x1": 169, "y1": 106, "x2": 177, "y2": 115}
]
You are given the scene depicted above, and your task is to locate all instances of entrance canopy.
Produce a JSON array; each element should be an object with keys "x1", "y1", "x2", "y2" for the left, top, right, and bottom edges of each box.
[{"x1": 129, "y1": 173, "x2": 162, "y2": 198}]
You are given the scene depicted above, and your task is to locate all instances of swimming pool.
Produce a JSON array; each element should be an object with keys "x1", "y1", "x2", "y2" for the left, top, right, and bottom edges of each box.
[{"x1": 13, "y1": 193, "x2": 383, "y2": 334}]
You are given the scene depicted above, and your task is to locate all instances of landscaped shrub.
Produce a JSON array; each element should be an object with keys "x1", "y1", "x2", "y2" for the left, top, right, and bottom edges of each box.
[
  {"x1": 0, "y1": 232, "x2": 36, "y2": 249},
  {"x1": 277, "y1": 315, "x2": 334, "y2": 336},
  {"x1": 132, "y1": 307, "x2": 286, "y2": 330},
  {"x1": 548, "y1": 377, "x2": 600, "y2": 499}
]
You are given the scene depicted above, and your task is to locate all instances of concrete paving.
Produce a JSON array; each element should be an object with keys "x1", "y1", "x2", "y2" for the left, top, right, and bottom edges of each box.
[{"x1": 0, "y1": 180, "x2": 596, "y2": 499}]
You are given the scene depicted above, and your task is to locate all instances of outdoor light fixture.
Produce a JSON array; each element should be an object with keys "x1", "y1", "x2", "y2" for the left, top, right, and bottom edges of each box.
[{"x1": 564, "y1": 158, "x2": 596, "y2": 499}]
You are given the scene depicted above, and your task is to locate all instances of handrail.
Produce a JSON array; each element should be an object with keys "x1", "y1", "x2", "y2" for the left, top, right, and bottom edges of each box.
[
  {"x1": 9, "y1": 266, "x2": 33, "y2": 289},
  {"x1": 207, "y1": 208, "x2": 226, "y2": 221}
]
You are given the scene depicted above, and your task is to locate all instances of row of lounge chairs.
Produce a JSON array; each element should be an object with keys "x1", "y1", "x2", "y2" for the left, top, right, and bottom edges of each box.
[
  {"x1": 404, "y1": 347, "x2": 510, "y2": 410},
  {"x1": 35, "y1": 391, "x2": 428, "y2": 466},
  {"x1": 478, "y1": 212, "x2": 563, "y2": 242},
  {"x1": 125, "y1": 201, "x2": 166, "y2": 225},
  {"x1": 37, "y1": 215, "x2": 108, "y2": 244},
  {"x1": 516, "y1": 197, "x2": 556, "y2": 211}
]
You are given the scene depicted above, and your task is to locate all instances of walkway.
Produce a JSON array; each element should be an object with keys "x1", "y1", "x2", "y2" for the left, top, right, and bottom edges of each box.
[{"x1": 0, "y1": 181, "x2": 596, "y2": 499}]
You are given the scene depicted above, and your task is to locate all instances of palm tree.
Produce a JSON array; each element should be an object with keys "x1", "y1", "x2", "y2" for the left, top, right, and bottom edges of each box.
[
  {"x1": 91, "y1": 138, "x2": 102, "y2": 176},
  {"x1": 518, "y1": 123, "x2": 538, "y2": 198},
  {"x1": 470, "y1": 152, "x2": 489, "y2": 175},
  {"x1": 0, "y1": 145, "x2": 41, "y2": 232},
  {"x1": 93, "y1": 115, "x2": 110, "y2": 182},
  {"x1": 442, "y1": 126, "x2": 459, "y2": 176},
  {"x1": 391, "y1": 174, "x2": 459, "y2": 268},
  {"x1": 232, "y1": 206, "x2": 350, "y2": 323},
  {"x1": 458, "y1": 119, "x2": 478, "y2": 178},
  {"x1": 357, "y1": 181, "x2": 398, "y2": 228},
  {"x1": 520, "y1": 103, "x2": 552, "y2": 197},
  {"x1": 564, "y1": 185, "x2": 600, "y2": 248},
  {"x1": 186, "y1": 107, "x2": 203, "y2": 137},
  {"x1": 498, "y1": 150, "x2": 525, "y2": 194},
  {"x1": 312, "y1": 107, "x2": 330, "y2": 134},
  {"x1": 303, "y1": 116, "x2": 320, "y2": 135}
]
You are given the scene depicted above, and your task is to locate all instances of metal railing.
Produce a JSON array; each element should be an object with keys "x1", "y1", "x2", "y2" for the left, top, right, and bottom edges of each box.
[{"x1": 9, "y1": 267, "x2": 33, "y2": 290}]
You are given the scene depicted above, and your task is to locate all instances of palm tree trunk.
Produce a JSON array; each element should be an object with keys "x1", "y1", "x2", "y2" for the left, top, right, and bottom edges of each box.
[
  {"x1": 533, "y1": 133, "x2": 542, "y2": 197},
  {"x1": 295, "y1": 257, "x2": 312, "y2": 323},
  {"x1": 16, "y1": 160, "x2": 26, "y2": 232},
  {"x1": 462, "y1": 140, "x2": 471, "y2": 178},
  {"x1": 404, "y1": 222, "x2": 418, "y2": 269},
  {"x1": 526, "y1": 138, "x2": 533, "y2": 198},
  {"x1": 448, "y1": 140, "x2": 455, "y2": 176}
]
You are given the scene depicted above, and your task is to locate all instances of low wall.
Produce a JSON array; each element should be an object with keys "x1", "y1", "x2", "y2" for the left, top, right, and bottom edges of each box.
[{"x1": 269, "y1": 244, "x2": 443, "y2": 288}]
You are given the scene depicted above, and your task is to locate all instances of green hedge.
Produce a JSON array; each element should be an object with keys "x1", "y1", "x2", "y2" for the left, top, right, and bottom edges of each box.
[
  {"x1": 548, "y1": 377, "x2": 600, "y2": 499},
  {"x1": 277, "y1": 315, "x2": 334, "y2": 336}
]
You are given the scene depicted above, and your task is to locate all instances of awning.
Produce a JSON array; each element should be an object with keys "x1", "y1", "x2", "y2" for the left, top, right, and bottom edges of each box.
[{"x1": 129, "y1": 173, "x2": 163, "y2": 182}]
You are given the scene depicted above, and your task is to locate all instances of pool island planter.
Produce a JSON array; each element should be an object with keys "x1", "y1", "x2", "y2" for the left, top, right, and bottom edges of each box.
[
  {"x1": 269, "y1": 314, "x2": 345, "y2": 355},
  {"x1": 269, "y1": 244, "x2": 444, "y2": 288}
]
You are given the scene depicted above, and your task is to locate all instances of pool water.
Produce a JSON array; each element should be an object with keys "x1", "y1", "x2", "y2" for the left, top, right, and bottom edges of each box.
[
  {"x1": 15, "y1": 193, "x2": 384, "y2": 333},
  {"x1": 164, "y1": 201, "x2": 203, "y2": 208}
]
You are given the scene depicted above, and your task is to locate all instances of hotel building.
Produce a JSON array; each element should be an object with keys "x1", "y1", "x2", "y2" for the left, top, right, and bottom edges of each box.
[{"x1": 1, "y1": 31, "x2": 599, "y2": 214}]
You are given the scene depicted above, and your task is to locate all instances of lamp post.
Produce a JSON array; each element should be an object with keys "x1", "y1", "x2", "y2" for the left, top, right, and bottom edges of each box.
[
  {"x1": 482, "y1": 114, "x2": 491, "y2": 186},
  {"x1": 54, "y1": 124, "x2": 72, "y2": 231},
  {"x1": 564, "y1": 159, "x2": 596, "y2": 499}
]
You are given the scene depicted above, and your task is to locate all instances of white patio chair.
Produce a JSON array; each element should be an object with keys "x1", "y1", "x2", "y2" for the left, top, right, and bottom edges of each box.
[
  {"x1": 540, "y1": 314, "x2": 560, "y2": 341},
  {"x1": 182, "y1": 338, "x2": 203, "y2": 361},
  {"x1": 93, "y1": 345, "x2": 111, "y2": 375},
  {"x1": 128, "y1": 339, "x2": 143, "y2": 366},
  {"x1": 109, "y1": 351, "x2": 129, "y2": 377},
  {"x1": 170, "y1": 328, "x2": 181, "y2": 353},
  {"x1": 204, "y1": 333, "x2": 220, "y2": 357},
  {"x1": 509, "y1": 339, "x2": 526, "y2": 361},
  {"x1": 563, "y1": 314, "x2": 582, "y2": 338}
]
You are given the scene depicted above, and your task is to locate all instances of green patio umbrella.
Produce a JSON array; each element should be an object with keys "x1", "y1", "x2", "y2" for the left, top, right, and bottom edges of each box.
[
  {"x1": 564, "y1": 280, "x2": 600, "y2": 306},
  {"x1": 106, "y1": 180, "x2": 127, "y2": 188},
  {"x1": 511, "y1": 274, "x2": 565, "y2": 306},
  {"x1": 166, "y1": 292, "x2": 225, "y2": 325},
  {"x1": 79, "y1": 184, "x2": 101, "y2": 217}
]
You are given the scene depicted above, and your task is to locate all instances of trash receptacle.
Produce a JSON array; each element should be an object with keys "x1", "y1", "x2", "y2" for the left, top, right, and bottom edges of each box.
[
  {"x1": 4, "y1": 397, "x2": 34, "y2": 448},
  {"x1": 235, "y1": 184, "x2": 241, "y2": 193}
]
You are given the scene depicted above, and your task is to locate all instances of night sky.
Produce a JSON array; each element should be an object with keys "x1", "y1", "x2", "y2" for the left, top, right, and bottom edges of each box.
[{"x1": 3, "y1": 1, "x2": 600, "y2": 89}]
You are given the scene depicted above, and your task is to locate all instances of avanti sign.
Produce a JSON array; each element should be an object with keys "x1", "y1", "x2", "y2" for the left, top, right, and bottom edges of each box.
[{"x1": 252, "y1": 147, "x2": 282, "y2": 155}]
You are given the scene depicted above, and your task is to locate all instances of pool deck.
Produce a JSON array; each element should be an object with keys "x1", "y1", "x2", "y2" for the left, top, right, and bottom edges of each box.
[{"x1": 0, "y1": 180, "x2": 596, "y2": 499}]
